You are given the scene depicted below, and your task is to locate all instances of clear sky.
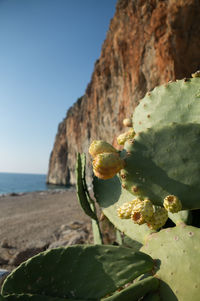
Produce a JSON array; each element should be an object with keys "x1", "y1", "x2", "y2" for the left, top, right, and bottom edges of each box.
[{"x1": 0, "y1": 0, "x2": 116, "y2": 175}]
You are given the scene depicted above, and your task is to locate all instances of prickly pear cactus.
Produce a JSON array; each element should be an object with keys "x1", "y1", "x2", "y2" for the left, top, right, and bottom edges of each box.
[
  {"x1": 86, "y1": 74, "x2": 200, "y2": 300},
  {"x1": 2, "y1": 75, "x2": 200, "y2": 301}
]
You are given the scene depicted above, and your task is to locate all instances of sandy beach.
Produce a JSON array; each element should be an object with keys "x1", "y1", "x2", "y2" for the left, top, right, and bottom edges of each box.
[{"x1": 0, "y1": 189, "x2": 91, "y2": 270}]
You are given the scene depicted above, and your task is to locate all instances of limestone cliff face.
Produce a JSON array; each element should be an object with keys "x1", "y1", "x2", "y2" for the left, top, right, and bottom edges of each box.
[{"x1": 47, "y1": 0, "x2": 200, "y2": 186}]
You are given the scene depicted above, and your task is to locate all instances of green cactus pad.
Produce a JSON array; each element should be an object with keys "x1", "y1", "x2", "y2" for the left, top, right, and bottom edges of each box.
[
  {"x1": 122, "y1": 123, "x2": 200, "y2": 210},
  {"x1": 122, "y1": 235, "x2": 143, "y2": 251},
  {"x1": 93, "y1": 176, "x2": 153, "y2": 244},
  {"x1": 133, "y1": 77, "x2": 200, "y2": 133},
  {"x1": 102, "y1": 277, "x2": 159, "y2": 301},
  {"x1": 2, "y1": 245, "x2": 154, "y2": 300},
  {"x1": 76, "y1": 153, "x2": 103, "y2": 244},
  {"x1": 168, "y1": 210, "x2": 192, "y2": 226},
  {"x1": 141, "y1": 225, "x2": 200, "y2": 301},
  {"x1": 76, "y1": 153, "x2": 97, "y2": 220},
  {"x1": 142, "y1": 292, "x2": 161, "y2": 301},
  {"x1": 0, "y1": 294, "x2": 73, "y2": 300}
]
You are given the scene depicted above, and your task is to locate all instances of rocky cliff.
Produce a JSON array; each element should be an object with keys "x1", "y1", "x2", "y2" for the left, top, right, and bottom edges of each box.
[{"x1": 47, "y1": 0, "x2": 200, "y2": 186}]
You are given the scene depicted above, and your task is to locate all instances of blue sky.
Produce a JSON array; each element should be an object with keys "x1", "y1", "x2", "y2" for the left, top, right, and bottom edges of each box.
[{"x1": 0, "y1": 0, "x2": 116, "y2": 174}]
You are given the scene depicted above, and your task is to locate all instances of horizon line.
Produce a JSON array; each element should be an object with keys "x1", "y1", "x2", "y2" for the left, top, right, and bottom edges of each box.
[{"x1": 0, "y1": 171, "x2": 47, "y2": 176}]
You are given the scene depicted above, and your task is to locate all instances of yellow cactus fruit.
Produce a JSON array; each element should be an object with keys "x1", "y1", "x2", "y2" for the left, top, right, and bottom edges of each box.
[
  {"x1": 89, "y1": 140, "x2": 118, "y2": 158},
  {"x1": 131, "y1": 199, "x2": 154, "y2": 225},
  {"x1": 163, "y1": 195, "x2": 182, "y2": 213},
  {"x1": 117, "y1": 199, "x2": 142, "y2": 219},
  {"x1": 117, "y1": 128, "x2": 135, "y2": 145},
  {"x1": 147, "y1": 207, "x2": 168, "y2": 230},
  {"x1": 192, "y1": 70, "x2": 200, "y2": 78},
  {"x1": 93, "y1": 152, "x2": 125, "y2": 180},
  {"x1": 117, "y1": 202, "x2": 134, "y2": 219},
  {"x1": 123, "y1": 118, "x2": 132, "y2": 127}
]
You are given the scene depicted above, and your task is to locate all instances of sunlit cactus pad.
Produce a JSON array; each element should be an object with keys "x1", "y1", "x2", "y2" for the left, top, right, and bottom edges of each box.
[
  {"x1": 121, "y1": 122, "x2": 200, "y2": 209},
  {"x1": 141, "y1": 225, "x2": 200, "y2": 301},
  {"x1": 133, "y1": 77, "x2": 200, "y2": 133}
]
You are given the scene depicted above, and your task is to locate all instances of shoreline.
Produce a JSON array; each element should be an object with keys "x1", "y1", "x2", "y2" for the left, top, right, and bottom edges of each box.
[{"x1": 0, "y1": 185, "x2": 76, "y2": 198}]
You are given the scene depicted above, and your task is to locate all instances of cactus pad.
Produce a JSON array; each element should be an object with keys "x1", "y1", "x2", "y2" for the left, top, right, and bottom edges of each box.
[
  {"x1": 2, "y1": 245, "x2": 154, "y2": 300},
  {"x1": 133, "y1": 77, "x2": 200, "y2": 133},
  {"x1": 102, "y1": 276, "x2": 159, "y2": 301},
  {"x1": 0, "y1": 294, "x2": 73, "y2": 300},
  {"x1": 93, "y1": 176, "x2": 154, "y2": 244},
  {"x1": 122, "y1": 123, "x2": 200, "y2": 210},
  {"x1": 141, "y1": 225, "x2": 200, "y2": 301},
  {"x1": 76, "y1": 153, "x2": 97, "y2": 220}
]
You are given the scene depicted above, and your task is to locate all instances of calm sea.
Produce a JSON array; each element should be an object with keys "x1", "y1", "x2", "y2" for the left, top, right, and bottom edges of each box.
[{"x1": 0, "y1": 172, "x2": 67, "y2": 195}]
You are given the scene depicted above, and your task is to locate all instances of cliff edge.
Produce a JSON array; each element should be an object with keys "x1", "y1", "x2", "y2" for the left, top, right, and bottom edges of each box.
[{"x1": 47, "y1": 0, "x2": 200, "y2": 186}]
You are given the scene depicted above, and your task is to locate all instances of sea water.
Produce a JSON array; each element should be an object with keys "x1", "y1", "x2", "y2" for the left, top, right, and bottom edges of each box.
[{"x1": 0, "y1": 172, "x2": 65, "y2": 195}]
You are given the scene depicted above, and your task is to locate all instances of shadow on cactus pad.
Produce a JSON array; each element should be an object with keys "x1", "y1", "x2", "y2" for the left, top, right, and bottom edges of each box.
[
  {"x1": 1, "y1": 245, "x2": 156, "y2": 301},
  {"x1": 93, "y1": 176, "x2": 154, "y2": 244}
]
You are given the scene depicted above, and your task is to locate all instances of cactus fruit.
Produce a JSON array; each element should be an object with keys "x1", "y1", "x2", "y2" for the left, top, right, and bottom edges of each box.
[
  {"x1": 147, "y1": 207, "x2": 168, "y2": 230},
  {"x1": 117, "y1": 201, "x2": 135, "y2": 219},
  {"x1": 93, "y1": 152, "x2": 125, "y2": 180},
  {"x1": 123, "y1": 118, "x2": 132, "y2": 127},
  {"x1": 117, "y1": 199, "x2": 142, "y2": 219},
  {"x1": 163, "y1": 195, "x2": 182, "y2": 213},
  {"x1": 89, "y1": 140, "x2": 118, "y2": 158},
  {"x1": 131, "y1": 199, "x2": 154, "y2": 225},
  {"x1": 117, "y1": 128, "x2": 135, "y2": 145}
]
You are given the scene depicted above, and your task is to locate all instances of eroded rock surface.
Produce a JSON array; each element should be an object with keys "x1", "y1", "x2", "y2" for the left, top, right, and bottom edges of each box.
[{"x1": 47, "y1": 0, "x2": 200, "y2": 186}]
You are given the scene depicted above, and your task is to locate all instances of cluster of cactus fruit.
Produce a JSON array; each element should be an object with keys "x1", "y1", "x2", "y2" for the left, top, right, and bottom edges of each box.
[
  {"x1": 89, "y1": 125, "x2": 183, "y2": 230},
  {"x1": 0, "y1": 72, "x2": 200, "y2": 301}
]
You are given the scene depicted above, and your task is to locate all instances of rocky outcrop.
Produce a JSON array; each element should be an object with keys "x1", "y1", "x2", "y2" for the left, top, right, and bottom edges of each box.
[{"x1": 47, "y1": 0, "x2": 200, "y2": 186}]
